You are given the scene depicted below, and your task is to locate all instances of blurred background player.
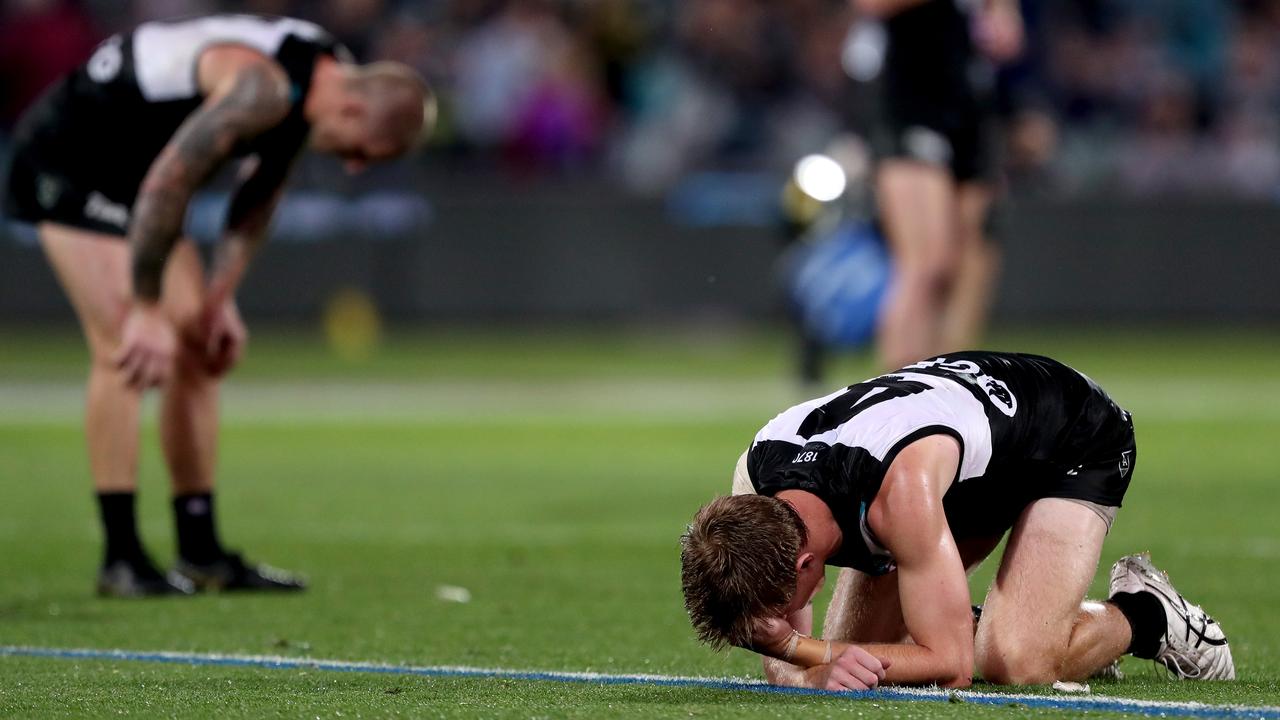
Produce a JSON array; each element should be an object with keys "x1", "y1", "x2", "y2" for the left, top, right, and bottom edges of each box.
[
  {"x1": 2, "y1": 13, "x2": 431, "y2": 596},
  {"x1": 857, "y1": 0, "x2": 1024, "y2": 369}
]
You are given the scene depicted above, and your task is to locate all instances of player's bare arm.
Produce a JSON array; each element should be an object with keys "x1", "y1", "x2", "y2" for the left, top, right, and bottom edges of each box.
[
  {"x1": 195, "y1": 149, "x2": 298, "y2": 376},
  {"x1": 116, "y1": 51, "x2": 291, "y2": 388},
  {"x1": 755, "y1": 603, "x2": 892, "y2": 691},
  {"x1": 731, "y1": 487, "x2": 892, "y2": 691},
  {"x1": 211, "y1": 146, "x2": 296, "y2": 302},
  {"x1": 859, "y1": 434, "x2": 974, "y2": 687}
]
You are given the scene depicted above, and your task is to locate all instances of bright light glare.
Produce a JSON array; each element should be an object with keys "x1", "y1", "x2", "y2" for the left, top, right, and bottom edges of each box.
[{"x1": 794, "y1": 154, "x2": 847, "y2": 202}]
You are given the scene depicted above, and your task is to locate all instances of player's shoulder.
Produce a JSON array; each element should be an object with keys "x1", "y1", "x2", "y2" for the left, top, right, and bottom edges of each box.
[
  {"x1": 194, "y1": 46, "x2": 291, "y2": 122},
  {"x1": 198, "y1": 44, "x2": 287, "y2": 84}
]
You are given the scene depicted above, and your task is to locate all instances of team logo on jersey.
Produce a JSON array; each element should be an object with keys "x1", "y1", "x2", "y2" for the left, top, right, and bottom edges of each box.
[
  {"x1": 903, "y1": 126, "x2": 953, "y2": 168},
  {"x1": 88, "y1": 37, "x2": 124, "y2": 83},
  {"x1": 981, "y1": 377, "x2": 1017, "y2": 417},
  {"x1": 902, "y1": 356, "x2": 1018, "y2": 417},
  {"x1": 1119, "y1": 450, "x2": 1132, "y2": 478},
  {"x1": 84, "y1": 192, "x2": 130, "y2": 230},
  {"x1": 36, "y1": 174, "x2": 62, "y2": 210}
]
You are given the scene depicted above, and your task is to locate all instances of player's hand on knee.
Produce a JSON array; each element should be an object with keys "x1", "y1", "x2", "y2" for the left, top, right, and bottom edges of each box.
[
  {"x1": 201, "y1": 299, "x2": 247, "y2": 376},
  {"x1": 115, "y1": 304, "x2": 177, "y2": 389}
]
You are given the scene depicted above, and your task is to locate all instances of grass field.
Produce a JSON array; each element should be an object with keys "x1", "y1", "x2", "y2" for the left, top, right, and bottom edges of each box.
[{"x1": 1, "y1": 325, "x2": 1278, "y2": 718}]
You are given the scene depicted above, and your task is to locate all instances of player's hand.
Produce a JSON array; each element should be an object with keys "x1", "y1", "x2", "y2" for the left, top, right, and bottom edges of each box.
[
  {"x1": 801, "y1": 645, "x2": 890, "y2": 692},
  {"x1": 973, "y1": 1, "x2": 1024, "y2": 63},
  {"x1": 751, "y1": 616, "x2": 797, "y2": 656},
  {"x1": 114, "y1": 303, "x2": 177, "y2": 389},
  {"x1": 199, "y1": 298, "x2": 248, "y2": 377}
]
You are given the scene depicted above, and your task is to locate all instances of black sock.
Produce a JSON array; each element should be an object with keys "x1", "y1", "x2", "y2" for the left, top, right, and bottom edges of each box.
[
  {"x1": 1109, "y1": 592, "x2": 1167, "y2": 659},
  {"x1": 97, "y1": 492, "x2": 145, "y2": 565},
  {"x1": 173, "y1": 492, "x2": 226, "y2": 565}
]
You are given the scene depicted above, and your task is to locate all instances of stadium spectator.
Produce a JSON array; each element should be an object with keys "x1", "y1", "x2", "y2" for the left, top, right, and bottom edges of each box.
[
  {"x1": 681, "y1": 352, "x2": 1235, "y2": 688},
  {"x1": 3, "y1": 1, "x2": 1280, "y2": 196},
  {"x1": 0, "y1": 0, "x2": 101, "y2": 129},
  {"x1": 2, "y1": 13, "x2": 431, "y2": 596}
]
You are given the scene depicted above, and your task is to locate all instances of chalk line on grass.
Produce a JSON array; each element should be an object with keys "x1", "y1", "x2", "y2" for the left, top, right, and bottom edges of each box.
[{"x1": 2, "y1": 645, "x2": 1277, "y2": 718}]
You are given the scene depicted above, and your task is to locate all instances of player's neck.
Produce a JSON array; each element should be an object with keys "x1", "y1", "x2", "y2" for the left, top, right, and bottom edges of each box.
[
  {"x1": 777, "y1": 490, "x2": 842, "y2": 560},
  {"x1": 304, "y1": 57, "x2": 347, "y2": 123}
]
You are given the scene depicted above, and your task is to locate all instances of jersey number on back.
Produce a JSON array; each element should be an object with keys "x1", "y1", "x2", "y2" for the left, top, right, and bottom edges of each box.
[{"x1": 797, "y1": 377, "x2": 932, "y2": 437}]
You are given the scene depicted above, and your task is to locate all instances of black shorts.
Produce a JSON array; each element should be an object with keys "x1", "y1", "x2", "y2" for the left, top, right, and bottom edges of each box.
[
  {"x1": 943, "y1": 402, "x2": 1137, "y2": 539},
  {"x1": 3, "y1": 79, "x2": 137, "y2": 237},
  {"x1": 869, "y1": 74, "x2": 994, "y2": 184}
]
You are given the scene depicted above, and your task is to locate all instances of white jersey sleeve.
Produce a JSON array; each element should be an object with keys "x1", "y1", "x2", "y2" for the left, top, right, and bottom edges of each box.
[
  {"x1": 132, "y1": 15, "x2": 328, "y2": 101},
  {"x1": 730, "y1": 450, "x2": 755, "y2": 495}
]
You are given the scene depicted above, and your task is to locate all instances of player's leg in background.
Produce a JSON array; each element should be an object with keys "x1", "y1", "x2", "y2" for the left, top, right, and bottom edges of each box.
[
  {"x1": 38, "y1": 221, "x2": 186, "y2": 594},
  {"x1": 158, "y1": 261, "x2": 306, "y2": 591},
  {"x1": 159, "y1": 240, "x2": 218, "y2": 498},
  {"x1": 975, "y1": 497, "x2": 1129, "y2": 684},
  {"x1": 157, "y1": 241, "x2": 230, "y2": 566},
  {"x1": 39, "y1": 222, "x2": 140, "y2": 495},
  {"x1": 823, "y1": 535, "x2": 1002, "y2": 644},
  {"x1": 939, "y1": 181, "x2": 999, "y2": 354},
  {"x1": 874, "y1": 159, "x2": 959, "y2": 369}
]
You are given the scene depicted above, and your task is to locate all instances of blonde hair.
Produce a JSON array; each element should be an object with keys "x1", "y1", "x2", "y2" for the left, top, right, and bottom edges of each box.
[{"x1": 680, "y1": 494, "x2": 807, "y2": 649}]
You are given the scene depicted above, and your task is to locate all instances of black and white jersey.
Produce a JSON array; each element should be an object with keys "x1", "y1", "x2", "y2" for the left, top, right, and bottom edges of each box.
[
  {"x1": 882, "y1": 0, "x2": 985, "y2": 112},
  {"x1": 8, "y1": 14, "x2": 348, "y2": 230},
  {"x1": 737, "y1": 352, "x2": 1135, "y2": 575}
]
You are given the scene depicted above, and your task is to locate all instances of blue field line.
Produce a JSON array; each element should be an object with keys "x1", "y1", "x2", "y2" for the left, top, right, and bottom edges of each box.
[{"x1": 2, "y1": 645, "x2": 1277, "y2": 718}]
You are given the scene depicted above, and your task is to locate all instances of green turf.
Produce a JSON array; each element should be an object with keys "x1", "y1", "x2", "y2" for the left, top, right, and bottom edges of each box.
[{"x1": 0, "y1": 325, "x2": 1277, "y2": 718}]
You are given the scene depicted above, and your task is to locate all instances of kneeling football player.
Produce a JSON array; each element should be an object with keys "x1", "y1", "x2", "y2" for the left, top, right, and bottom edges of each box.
[{"x1": 681, "y1": 351, "x2": 1233, "y2": 688}]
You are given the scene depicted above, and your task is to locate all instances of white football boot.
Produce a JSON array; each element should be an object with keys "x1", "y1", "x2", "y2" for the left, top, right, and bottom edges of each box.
[{"x1": 1109, "y1": 553, "x2": 1235, "y2": 680}]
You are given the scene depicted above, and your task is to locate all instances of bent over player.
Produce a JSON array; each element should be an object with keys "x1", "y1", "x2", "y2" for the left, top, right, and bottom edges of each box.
[
  {"x1": 681, "y1": 352, "x2": 1233, "y2": 688},
  {"x1": 3, "y1": 15, "x2": 431, "y2": 596}
]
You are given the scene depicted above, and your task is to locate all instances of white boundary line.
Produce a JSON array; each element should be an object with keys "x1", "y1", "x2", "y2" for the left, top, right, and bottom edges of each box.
[{"x1": 2, "y1": 645, "x2": 1277, "y2": 718}]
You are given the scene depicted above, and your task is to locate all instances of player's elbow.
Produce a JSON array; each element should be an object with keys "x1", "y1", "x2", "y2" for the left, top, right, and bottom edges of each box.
[{"x1": 934, "y1": 646, "x2": 974, "y2": 688}]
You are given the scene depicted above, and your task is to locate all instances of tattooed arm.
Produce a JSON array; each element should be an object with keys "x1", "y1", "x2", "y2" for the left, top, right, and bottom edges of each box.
[
  {"x1": 188, "y1": 149, "x2": 301, "y2": 379},
  {"x1": 128, "y1": 59, "x2": 291, "y2": 302},
  {"x1": 115, "y1": 57, "x2": 290, "y2": 389},
  {"x1": 206, "y1": 150, "x2": 298, "y2": 307}
]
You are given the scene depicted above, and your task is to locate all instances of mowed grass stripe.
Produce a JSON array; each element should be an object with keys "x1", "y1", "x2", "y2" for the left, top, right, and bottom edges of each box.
[
  {"x1": 4, "y1": 645, "x2": 1278, "y2": 719},
  {"x1": 3, "y1": 376, "x2": 1280, "y2": 424}
]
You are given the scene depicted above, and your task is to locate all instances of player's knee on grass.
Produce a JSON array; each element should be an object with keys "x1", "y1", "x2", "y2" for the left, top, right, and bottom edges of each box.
[{"x1": 974, "y1": 624, "x2": 1063, "y2": 685}]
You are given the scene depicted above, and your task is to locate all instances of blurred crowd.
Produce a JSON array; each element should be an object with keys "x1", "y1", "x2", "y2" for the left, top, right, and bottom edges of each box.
[{"x1": 4, "y1": 0, "x2": 1280, "y2": 199}]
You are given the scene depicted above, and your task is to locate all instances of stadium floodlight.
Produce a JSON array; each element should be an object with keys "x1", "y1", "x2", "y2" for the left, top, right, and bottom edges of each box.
[{"x1": 793, "y1": 154, "x2": 847, "y2": 203}]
